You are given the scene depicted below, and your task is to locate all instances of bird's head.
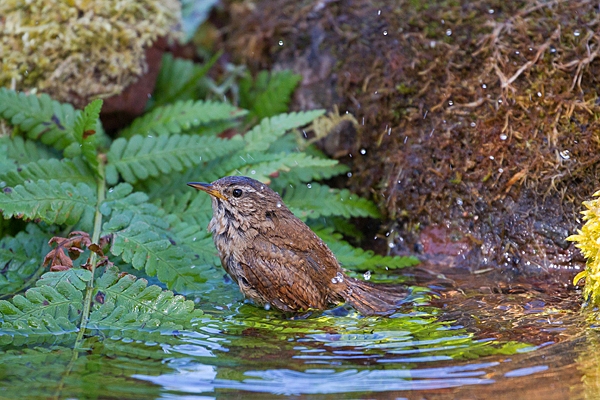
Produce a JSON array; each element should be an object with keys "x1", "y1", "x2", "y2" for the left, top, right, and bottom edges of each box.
[{"x1": 188, "y1": 176, "x2": 289, "y2": 227}]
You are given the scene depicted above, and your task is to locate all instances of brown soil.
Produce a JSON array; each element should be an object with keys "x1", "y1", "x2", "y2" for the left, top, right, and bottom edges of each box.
[{"x1": 218, "y1": 0, "x2": 600, "y2": 284}]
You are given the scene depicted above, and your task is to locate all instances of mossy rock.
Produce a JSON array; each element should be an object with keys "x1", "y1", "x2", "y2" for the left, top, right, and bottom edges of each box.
[
  {"x1": 0, "y1": 0, "x2": 180, "y2": 110},
  {"x1": 220, "y1": 0, "x2": 599, "y2": 281}
]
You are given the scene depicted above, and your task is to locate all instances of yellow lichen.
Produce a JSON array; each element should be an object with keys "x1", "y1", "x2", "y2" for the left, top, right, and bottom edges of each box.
[
  {"x1": 0, "y1": 0, "x2": 180, "y2": 107},
  {"x1": 568, "y1": 190, "x2": 600, "y2": 306}
]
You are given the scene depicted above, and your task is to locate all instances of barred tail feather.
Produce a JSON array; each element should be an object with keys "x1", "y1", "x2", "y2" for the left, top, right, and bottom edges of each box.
[{"x1": 342, "y1": 277, "x2": 407, "y2": 316}]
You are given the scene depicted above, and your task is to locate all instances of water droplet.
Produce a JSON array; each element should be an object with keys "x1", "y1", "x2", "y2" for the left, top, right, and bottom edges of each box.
[
  {"x1": 446, "y1": 29, "x2": 452, "y2": 36},
  {"x1": 550, "y1": 46, "x2": 557, "y2": 53},
  {"x1": 429, "y1": 40, "x2": 436, "y2": 48},
  {"x1": 574, "y1": 30, "x2": 581, "y2": 37},
  {"x1": 264, "y1": 303, "x2": 271, "y2": 310},
  {"x1": 488, "y1": 9, "x2": 494, "y2": 14},
  {"x1": 489, "y1": 155, "x2": 495, "y2": 160},
  {"x1": 559, "y1": 150, "x2": 571, "y2": 159},
  {"x1": 515, "y1": 50, "x2": 520, "y2": 55},
  {"x1": 250, "y1": 170, "x2": 256, "y2": 175},
  {"x1": 306, "y1": 183, "x2": 312, "y2": 188},
  {"x1": 377, "y1": 9, "x2": 381, "y2": 15},
  {"x1": 537, "y1": 92, "x2": 542, "y2": 97},
  {"x1": 383, "y1": 30, "x2": 388, "y2": 36},
  {"x1": 500, "y1": 133, "x2": 508, "y2": 140},
  {"x1": 498, "y1": 168, "x2": 504, "y2": 173},
  {"x1": 278, "y1": 40, "x2": 284, "y2": 46},
  {"x1": 360, "y1": 148, "x2": 367, "y2": 155},
  {"x1": 276, "y1": 203, "x2": 282, "y2": 208},
  {"x1": 192, "y1": 237, "x2": 197, "y2": 242},
  {"x1": 448, "y1": 100, "x2": 454, "y2": 106},
  {"x1": 482, "y1": 83, "x2": 487, "y2": 89},
  {"x1": 363, "y1": 271, "x2": 371, "y2": 280},
  {"x1": 347, "y1": 172, "x2": 353, "y2": 177},
  {"x1": 470, "y1": 122, "x2": 476, "y2": 127},
  {"x1": 388, "y1": 242, "x2": 395, "y2": 248},
  {"x1": 498, "y1": 99, "x2": 503, "y2": 104}
]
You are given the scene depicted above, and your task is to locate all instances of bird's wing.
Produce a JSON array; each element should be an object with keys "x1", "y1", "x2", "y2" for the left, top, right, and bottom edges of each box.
[{"x1": 239, "y1": 233, "x2": 332, "y2": 312}]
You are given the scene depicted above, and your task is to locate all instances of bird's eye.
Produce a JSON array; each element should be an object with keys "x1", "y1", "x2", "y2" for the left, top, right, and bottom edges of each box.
[{"x1": 232, "y1": 188, "x2": 243, "y2": 198}]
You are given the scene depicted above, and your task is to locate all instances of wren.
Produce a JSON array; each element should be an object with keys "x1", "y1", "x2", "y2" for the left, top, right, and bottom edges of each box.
[{"x1": 188, "y1": 176, "x2": 406, "y2": 316}]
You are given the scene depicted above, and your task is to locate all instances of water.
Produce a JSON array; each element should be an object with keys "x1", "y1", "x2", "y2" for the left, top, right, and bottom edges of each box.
[{"x1": 0, "y1": 259, "x2": 588, "y2": 399}]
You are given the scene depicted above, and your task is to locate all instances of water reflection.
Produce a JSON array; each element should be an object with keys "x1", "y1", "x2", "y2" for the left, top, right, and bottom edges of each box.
[{"x1": 135, "y1": 362, "x2": 497, "y2": 395}]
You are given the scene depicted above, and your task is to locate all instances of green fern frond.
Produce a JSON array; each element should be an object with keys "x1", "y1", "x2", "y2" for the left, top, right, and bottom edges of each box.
[
  {"x1": 0, "y1": 281, "x2": 83, "y2": 345},
  {"x1": 105, "y1": 134, "x2": 244, "y2": 185},
  {"x1": 0, "y1": 88, "x2": 79, "y2": 151},
  {"x1": 244, "y1": 110, "x2": 325, "y2": 152},
  {"x1": 118, "y1": 99, "x2": 247, "y2": 139},
  {"x1": 0, "y1": 180, "x2": 96, "y2": 231},
  {"x1": 88, "y1": 266, "x2": 204, "y2": 336},
  {"x1": 36, "y1": 269, "x2": 92, "y2": 291},
  {"x1": 64, "y1": 99, "x2": 103, "y2": 172},
  {"x1": 240, "y1": 70, "x2": 302, "y2": 120},
  {"x1": 2, "y1": 136, "x2": 56, "y2": 166},
  {"x1": 158, "y1": 190, "x2": 212, "y2": 230},
  {"x1": 232, "y1": 153, "x2": 339, "y2": 184},
  {"x1": 151, "y1": 53, "x2": 219, "y2": 108},
  {"x1": 170, "y1": 221, "x2": 217, "y2": 266},
  {"x1": 106, "y1": 219, "x2": 205, "y2": 293},
  {"x1": 265, "y1": 135, "x2": 350, "y2": 184},
  {"x1": 276, "y1": 163, "x2": 349, "y2": 185},
  {"x1": 283, "y1": 182, "x2": 380, "y2": 220},
  {"x1": 314, "y1": 228, "x2": 419, "y2": 272},
  {"x1": 0, "y1": 225, "x2": 48, "y2": 297},
  {"x1": 100, "y1": 183, "x2": 168, "y2": 230},
  {"x1": 0, "y1": 158, "x2": 95, "y2": 187}
]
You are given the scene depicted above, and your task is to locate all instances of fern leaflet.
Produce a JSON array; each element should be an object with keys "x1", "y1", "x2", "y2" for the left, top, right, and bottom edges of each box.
[
  {"x1": 0, "y1": 158, "x2": 95, "y2": 187},
  {"x1": 64, "y1": 99, "x2": 103, "y2": 172},
  {"x1": 89, "y1": 266, "x2": 204, "y2": 336},
  {"x1": 240, "y1": 70, "x2": 302, "y2": 120},
  {"x1": 0, "y1": 225, "x2": 48, "y2": 297},
  {"x1": 0, "y1": 281, "x2": 83, "y2": 345},
  {"x1": 105, "y1": 134, "x2": 244, "y2": 185},
  {"x1": 36, "y1": 269, "x2": 92, "y2": 291},
  {"x1": 118, "y1": 99, "x2": 247, "y2": 139},
  {"x1": 283, "y1": 182, "x2": 381, "y2": 220},
  {"x1": 105, "y1": 218, "x2": 206, "y2": 294},
  {"x1": 0, "y1": 180, "x2": 96, "y2": 231},
  {"x1": 0, "y1": 88, "x2": 79, "y2": 151},
  {"x1": 151, "y1": 53, "x2": 219, "y2": 108},
  {"x1": 157, "y1": 190, "x2": 212, "y2": 231},
  {"x1": 1, "y1": 136, "x2": 56, "y2": 166},
  {"x1": 244, "y1": 110, "x2": 325, "y2": 152},
  {"x1": 231, "y1": 152, "x2": 339, "y2": 184}
]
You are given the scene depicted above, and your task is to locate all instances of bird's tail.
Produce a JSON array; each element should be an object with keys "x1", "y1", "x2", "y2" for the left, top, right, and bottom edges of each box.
[{"x1": 341, "y1": 277, "x2": 407, "y2": 316}]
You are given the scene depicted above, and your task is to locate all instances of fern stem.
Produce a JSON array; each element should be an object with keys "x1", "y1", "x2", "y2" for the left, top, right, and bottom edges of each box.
[
  {"x1": 76, "y1": 155, "x2": 106, "y2": 345},
  {"x1": 54, "y1": 155, "x2": 106, "y2": 399}
]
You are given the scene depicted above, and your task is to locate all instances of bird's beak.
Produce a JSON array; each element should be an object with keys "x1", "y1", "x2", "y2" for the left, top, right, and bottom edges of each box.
[{"x1": 187, "y1": 182, "x2": 227, "y2": 201}]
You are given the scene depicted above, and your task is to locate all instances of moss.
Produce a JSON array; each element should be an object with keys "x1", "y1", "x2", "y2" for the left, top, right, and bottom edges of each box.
[
  {"x1": 569, "y1": 193, "x2": 600, "y2": 306},
  {"x1": 0, "y1": 0, "x2": 180, "y2": 107},
  {"x1": 220, "y1": 0, "x2": 600, "y2": 276}
]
